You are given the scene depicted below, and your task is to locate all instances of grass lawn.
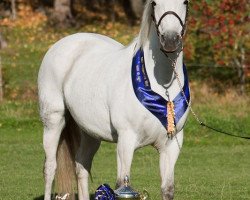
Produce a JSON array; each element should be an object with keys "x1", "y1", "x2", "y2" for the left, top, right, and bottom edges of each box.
[{"x1": 0, "y1": 98, "x2": 249, "y2": 200}]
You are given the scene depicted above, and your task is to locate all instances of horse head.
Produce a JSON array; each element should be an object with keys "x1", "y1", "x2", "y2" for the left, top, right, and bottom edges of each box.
[{"x1": 151, "y1": 0, "x2": 189, "y2": 53}]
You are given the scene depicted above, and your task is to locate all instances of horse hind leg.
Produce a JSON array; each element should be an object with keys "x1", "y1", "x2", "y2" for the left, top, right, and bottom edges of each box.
[
  {"x1": 42, "y1": 109, "x2": 65, "y2": 200},
  {"x1": 76, "y1": 133, "x2": 101, "y2": 200}
]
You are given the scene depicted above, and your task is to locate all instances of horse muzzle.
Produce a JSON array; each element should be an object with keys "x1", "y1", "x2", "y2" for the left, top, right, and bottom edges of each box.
[{"x1": 159, "y1": 31, "x2": 182, "y2": 53}]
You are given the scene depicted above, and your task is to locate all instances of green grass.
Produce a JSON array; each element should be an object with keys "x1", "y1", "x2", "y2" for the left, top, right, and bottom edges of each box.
[
  {"x1": 0, "y1": 23, "x2": 138, "y2": 100},
  {"x1": 0, "y1": 100, "x2": 249, "y2": 200}
]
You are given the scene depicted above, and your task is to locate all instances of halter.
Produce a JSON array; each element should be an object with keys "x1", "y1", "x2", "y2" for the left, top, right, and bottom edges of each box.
[{"x1": 151, "y1": 0, "x2": 189, "y2": 40}]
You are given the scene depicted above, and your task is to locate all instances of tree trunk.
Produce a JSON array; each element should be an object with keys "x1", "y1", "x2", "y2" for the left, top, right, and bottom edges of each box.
[
  {"x1": 122, "y1": 0, "x2": 144, "y2": 25},
  {"x1": 107, "y1": 0, "x2": 116, "y2": 22},
  {"x1": 130, "y1": 0, "x2": 144, "y2": 19},
  {"x1": 234, "y1": 47, "x2": 246, "y2": 95},
  {"x1": 85, "y1": 0, "x2": 101, "y2": 11},
  {"x1": 0, "y1": 33, "x2": 8, "y2": 49},
  {"x1": 239, "y1": 48, "x2": 246, "y2": 94},
  {"x1": 52, "y1": 0, "x2": 73, "y2": 26},
  {"x1": 0, "y1": 56, "x2": 3, "y2": 102},
  {"x1": 11, "y1": 0, "x2": 17, "y2": 20}
]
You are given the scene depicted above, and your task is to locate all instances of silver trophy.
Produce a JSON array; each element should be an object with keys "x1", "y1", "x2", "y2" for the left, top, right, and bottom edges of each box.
[{"x1": 114, "y1": 176, "x2": 149, "y2": 200}]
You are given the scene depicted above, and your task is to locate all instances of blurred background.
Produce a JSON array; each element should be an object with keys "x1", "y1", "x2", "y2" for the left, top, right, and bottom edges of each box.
[
  {"x1": 0, "y1": 0, "x2": 249, "y2": 101},
  {"x1": 0, "y1": 1, "x2": 249, "y2": 199}
]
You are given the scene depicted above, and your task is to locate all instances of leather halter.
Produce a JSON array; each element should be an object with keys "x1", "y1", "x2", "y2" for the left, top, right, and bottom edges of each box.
[{"x1": 151, "y1": 1, "x2": 189, "y2": 37}]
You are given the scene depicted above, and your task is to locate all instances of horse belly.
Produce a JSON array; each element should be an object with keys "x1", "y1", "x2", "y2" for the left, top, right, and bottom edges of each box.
[{"x1": 64, "y1": 52, "x2": 119, "y2": 142}]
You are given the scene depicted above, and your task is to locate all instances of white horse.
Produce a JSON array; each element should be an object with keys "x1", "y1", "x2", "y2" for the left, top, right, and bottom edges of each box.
[{"x1": 38, "y1": 0, "x2": 190, "y2": 200}]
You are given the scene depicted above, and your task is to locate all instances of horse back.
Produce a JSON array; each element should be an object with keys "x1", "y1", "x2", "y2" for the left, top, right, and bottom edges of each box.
[{"x1": 38, "y1": 33, "x2": 123, "y2": 94}]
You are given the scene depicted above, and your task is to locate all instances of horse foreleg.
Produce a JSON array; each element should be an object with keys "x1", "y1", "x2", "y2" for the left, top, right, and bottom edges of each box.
[
  {"x1": 43, "y1": 111, "x2": 65, "y2": 200},
  {"x1": 116, "y1": 132, "x2": 137, "y2": 187},
  {"x1": 76, "y1": 133, "x2": 101, "y2": 200},
  {"x1": 159, "y1": 130, "x2": 183, "y2": 200}
]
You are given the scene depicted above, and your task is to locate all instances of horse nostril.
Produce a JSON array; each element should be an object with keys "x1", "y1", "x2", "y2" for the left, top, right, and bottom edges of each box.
[
  {"x1": 173, "y1": 34, "x2": 181, "y2": 42},
  {"x1": 176, "y1": 34, "x2": 182, "y2": 41},
  {"x1": 168, "y1": 32, "x2": 182, "y2": 43},
  {"x1": 166, "y1": 31, "x2": 180, "y2": 42},
  {"x1": 160, "y1": 31, "x2": 182, "y2": 52},
  {"x1": 160, "y1": 34, "x2": 165, "y2": 45}
]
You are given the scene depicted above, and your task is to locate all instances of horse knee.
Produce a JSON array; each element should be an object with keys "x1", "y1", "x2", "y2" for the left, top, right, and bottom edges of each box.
[
  {"x1": 161, "y1": 185, "x2": 174, "y2": 200},
  {"x1": 42, "y1": 111, "x2": 65, "y2": 152},
  {"x1": 42, "y1": 111, "x2": 65, "y2": 129}
]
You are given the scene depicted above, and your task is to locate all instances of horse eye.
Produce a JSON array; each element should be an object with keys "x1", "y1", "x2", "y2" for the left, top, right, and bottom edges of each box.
[
  {"x1": 184, "y1": 0, "x2": 189, "y2": 5},
  {"x1": 151, "y1": 1, "x2": 156, "y2": 6}
]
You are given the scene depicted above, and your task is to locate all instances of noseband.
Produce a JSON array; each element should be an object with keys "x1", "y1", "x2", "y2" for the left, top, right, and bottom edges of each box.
[{"x1": 151, "y1": 1, "x2": 189, "y2": 39}]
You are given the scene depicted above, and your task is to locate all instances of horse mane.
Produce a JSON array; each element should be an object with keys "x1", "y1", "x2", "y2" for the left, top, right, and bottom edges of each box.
[{"x1": 136, "y1": 0, "x2": 153, "y2": 52}]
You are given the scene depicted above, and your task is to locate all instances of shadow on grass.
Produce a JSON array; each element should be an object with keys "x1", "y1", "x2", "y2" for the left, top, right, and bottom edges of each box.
[
  {"x1": 33, "y1": 195, "x2": 45, "y2": 200},
  {"x1": 33, "y1": 194, "x2": 96, "y2": 200}
]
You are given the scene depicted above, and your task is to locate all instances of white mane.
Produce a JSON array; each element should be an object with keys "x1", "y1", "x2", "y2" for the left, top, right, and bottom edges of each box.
[{"x1": 136, "y1": 0, "x2": 153, "y2": 51}]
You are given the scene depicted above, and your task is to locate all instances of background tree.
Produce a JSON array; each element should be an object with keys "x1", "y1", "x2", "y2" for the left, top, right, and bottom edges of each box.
[
  {"x1": 11, "y1": 0, "x2": 17, "y2": 19},
  {"x1": 52, "y1": 0, "x2": 74, "y2": 26},
  {"x1": 0, "y1": 56, "x2": 3, "y2": 102},
  {"x1": 0, "y1": 33, "x2": 8, "y2": 49},
  {"x1": 82, "y1": 0, "x2": 144, "y2": 24},
  {"x1": 0, "y1": 0, "x2": 11, "y2": 18},
  {"x1": 0, "y1": 33, "x2": 7, "y2": 102},
  {"x1": 121, "y1": 0, "x2": 144, "y2": 25},
  {"x1": 83, "y1": 0, "x2": 116, "y2": 22},
  {"x1": 187, "y1": 0, "x2": 250, "y2": 94}
]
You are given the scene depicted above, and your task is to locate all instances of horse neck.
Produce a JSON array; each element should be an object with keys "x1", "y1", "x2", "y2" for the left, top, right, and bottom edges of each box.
[{"x1": 142, "y1": 23, "x2": 184, "y2": 100}]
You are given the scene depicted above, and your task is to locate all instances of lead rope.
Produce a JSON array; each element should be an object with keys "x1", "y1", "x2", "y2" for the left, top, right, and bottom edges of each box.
[
  {"x1": 164, "y1": 50, "x2": 250, "y2": 147},
  {"x1": 164, "y1": 50, "x2": 186, "y2": 151},
  {"x1": 167, "y1": 52, "x2": 203, "y2": 125}
]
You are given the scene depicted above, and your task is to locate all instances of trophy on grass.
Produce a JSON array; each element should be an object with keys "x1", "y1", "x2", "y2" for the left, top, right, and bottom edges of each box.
[{"x1": 114, "y1": 176, "x2": 149, "y2": 200}]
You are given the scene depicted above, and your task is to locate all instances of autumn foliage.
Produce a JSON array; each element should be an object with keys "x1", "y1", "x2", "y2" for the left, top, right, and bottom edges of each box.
[
  {"x1": 183, "y1": 0, "x2": 250, "y2": 93},
  {"x1": 0, "y1": 0, "x2": 249, "y2": 96},
  {"x1": 188, "y1": 0, "x2": 249, "y2": 63}
]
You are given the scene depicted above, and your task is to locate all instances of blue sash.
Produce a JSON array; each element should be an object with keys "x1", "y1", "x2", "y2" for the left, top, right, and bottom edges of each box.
[{"x1": 131, "y1": 49, "x2": 190, "y2": 130}]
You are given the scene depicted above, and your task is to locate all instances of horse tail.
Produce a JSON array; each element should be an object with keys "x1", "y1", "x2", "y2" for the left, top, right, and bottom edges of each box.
[{"x1": 56, "y1": 112, "x2": 80, "y2": 199}]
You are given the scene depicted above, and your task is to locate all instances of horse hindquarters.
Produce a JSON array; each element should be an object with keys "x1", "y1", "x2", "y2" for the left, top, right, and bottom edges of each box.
[{"x1": 39, "y1": 70, "x2": 80, "y2": 199}]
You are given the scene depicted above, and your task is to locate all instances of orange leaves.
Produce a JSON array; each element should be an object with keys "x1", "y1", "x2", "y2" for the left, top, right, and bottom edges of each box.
[{"x1": 0, "y1": 5, "x2": 47, "y2": 28}]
